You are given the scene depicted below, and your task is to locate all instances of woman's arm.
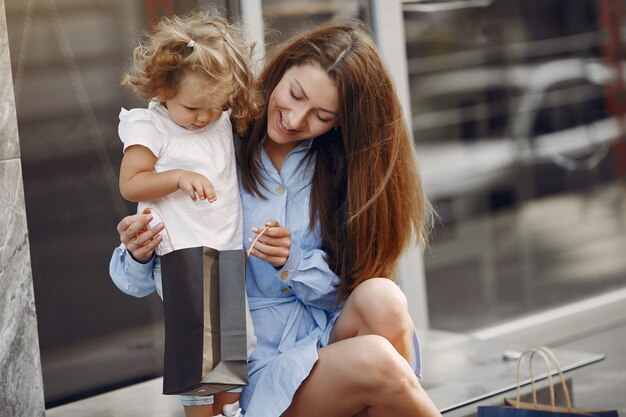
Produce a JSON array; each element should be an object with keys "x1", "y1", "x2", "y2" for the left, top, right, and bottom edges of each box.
[
  {"x1": 109, "y1": 213, "x2": 164, "y2": 297},
  {"x1": 249, "y1": 220, "x2": 339, "y2": 310},
  {"x1": 277, "y1": 244, "x2": 339, "y2": 310},
  {"x1": 119, "y1": 145, "x2": 216, "y2": 203},
  {"x1": 109, "y1": 244, "x2": 158, "y2": 297}
]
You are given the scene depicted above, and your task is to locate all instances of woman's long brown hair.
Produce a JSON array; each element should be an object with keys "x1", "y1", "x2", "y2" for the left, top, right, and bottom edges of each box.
[{"x1": 239, "y1": 21, "x2": 433, "y2": 302}]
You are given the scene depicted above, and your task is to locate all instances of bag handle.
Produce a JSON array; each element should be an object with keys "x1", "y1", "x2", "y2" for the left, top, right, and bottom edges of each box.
[
  {"x1": 515, "y1": 348, "x2": 555, "y2": 409},
  {"x1": 142, "y1": 207, "x2": 175, "y2": 255},
  {"x1": 534, "y1": 346, "x2": 573, "y2": 411},
  {"x1": 143, "y1": 207, "x2": 269, "y2": 256},
  {"x1": 246, "y1": 226, "x2": 270, "y2": 257},
  {"x1": 514, "y1": 347, "x2": 573, "y2": 411}
]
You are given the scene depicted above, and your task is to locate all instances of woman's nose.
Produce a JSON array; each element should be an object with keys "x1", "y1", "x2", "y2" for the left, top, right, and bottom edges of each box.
[{"x1": 289, "y1": 109, "x2": 307, "y2": 130}]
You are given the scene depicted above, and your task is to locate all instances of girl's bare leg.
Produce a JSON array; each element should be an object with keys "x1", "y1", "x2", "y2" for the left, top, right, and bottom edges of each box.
[
  {"x1": 214, "y1": 392, "x2": 240, "y2": 412},
  {"x1": 281, "y1": 335, "x2": 441, "y2": 417},
  {"x1": 184, "y1": 405, "x2": 214, "y2": 417},
  {"x1": 183, "y1": 392, "x2": 239, "y2": 417}
]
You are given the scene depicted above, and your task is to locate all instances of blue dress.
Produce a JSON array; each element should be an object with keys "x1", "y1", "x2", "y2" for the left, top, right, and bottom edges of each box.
[{"x1": 110, "y1": 139, "x2": 422, "y2": 416}]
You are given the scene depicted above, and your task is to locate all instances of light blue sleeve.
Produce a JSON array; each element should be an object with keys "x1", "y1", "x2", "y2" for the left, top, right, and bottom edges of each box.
[
  {"x1": 109, "y1": 243, "x2": 158, "y2": 298},
  {"x1": 275, "y1": 244, "x2": 340, "y2": 311}
]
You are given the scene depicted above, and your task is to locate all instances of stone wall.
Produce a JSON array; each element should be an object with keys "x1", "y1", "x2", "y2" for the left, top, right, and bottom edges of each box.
[{"x1": 0, "y1": 0, "x2": 45, "y2": 415}]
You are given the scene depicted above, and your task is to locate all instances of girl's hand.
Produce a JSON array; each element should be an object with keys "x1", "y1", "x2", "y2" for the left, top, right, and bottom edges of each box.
[
  {"x1": 248, "y1": 219, "x2": 291, "y2": 268},
  {"x1": 177, "y1": 171, "x2": 216, "y2": 203},
  {"x1": 117, "y1": 213, "x2": 164, "y2": 263}
]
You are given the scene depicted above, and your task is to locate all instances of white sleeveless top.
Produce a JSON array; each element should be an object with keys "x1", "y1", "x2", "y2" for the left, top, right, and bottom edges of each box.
[{"x1": 118, "y1": 101, "x2": 243, "y2": 252}]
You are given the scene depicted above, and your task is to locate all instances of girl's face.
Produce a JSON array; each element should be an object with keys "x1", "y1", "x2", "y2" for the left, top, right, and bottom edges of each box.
[
  {"x1": 165, "y1": 72, "x2": 225, "y2": 131},
  {"x1": 266, "y1": 63, "x2": 339, "y2": 147}
]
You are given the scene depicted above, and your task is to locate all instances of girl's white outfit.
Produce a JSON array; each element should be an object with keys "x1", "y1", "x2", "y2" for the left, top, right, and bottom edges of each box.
[{"x1": 118, "y1": 100, "x2": 243, "y2": 252}]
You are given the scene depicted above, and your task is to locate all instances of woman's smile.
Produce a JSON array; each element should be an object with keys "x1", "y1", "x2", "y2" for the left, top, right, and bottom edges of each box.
[
  {"x1": 280, "y1": 112, "x2": 294, "y2": 131},
  {"x1": 277, "y1": 111, "x2": 298, "y2": 134}
]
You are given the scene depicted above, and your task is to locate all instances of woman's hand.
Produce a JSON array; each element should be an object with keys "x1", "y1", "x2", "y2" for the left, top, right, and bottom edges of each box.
[
  {"x1": 117, "y1": 213, "x2": 164, "y2": 263},
  {"x1": 248, "y1": 219, "x2": 291, "y2": 268},
  {"x1": 177, "y1": 170, "x2": 216, "y2": 203}
]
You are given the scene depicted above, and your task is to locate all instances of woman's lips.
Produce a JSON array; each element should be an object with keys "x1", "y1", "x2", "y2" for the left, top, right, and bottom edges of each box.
[{"x1": 276, "y1": 111, "x2": 296, "y2": 136}]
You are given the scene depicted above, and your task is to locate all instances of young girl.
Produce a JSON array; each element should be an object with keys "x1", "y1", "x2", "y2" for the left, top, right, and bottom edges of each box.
[{"x1": 117, "y1": 10, "x2": 258, "y2": 417}]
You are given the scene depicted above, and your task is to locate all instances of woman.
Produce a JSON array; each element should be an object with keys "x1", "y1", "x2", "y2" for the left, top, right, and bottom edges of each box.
[{"x1": 111, "y1": 20, "x2": 441, "y2": 417}]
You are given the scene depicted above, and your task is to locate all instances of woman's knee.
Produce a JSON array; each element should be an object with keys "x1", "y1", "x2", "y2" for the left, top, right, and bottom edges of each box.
[
  {"x1": 350, "y1": 278, "x2": 412, "y2": 334},
  {"x1": 353, "y1": 335, "x2": 418, "y2": 393}
]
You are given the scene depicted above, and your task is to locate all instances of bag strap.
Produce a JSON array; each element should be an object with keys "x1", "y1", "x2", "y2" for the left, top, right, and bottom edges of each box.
[
  {"x1": 529, "y1": 349, "x2": 556, "y2": 409},
  {"x1": 535, "y1": 346, "x2": 573, "y2": 411},
  {"x1": 515, "y1": 348, "x2": 554, "y2": 409},
  {"x1": 246, "y1": 226, "x2": 270, "y2": 257},
  {"x1": 514, "y1": 347, "x2": 573, "y2": 411},
  {"x1": 142, "y1": 207, "x2": 175, "y2": 254},
  {"x1": 145, "y1": 206, "x2": 270, "y2": 256}
]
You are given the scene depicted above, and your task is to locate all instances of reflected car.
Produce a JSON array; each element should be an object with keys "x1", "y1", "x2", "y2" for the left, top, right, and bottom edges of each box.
[{"x1": 411, "y1": 58, "x2": 622, "y2": 217}]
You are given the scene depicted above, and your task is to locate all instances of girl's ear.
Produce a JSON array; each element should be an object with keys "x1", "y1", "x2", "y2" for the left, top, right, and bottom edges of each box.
[
  {"x1": 155, "y1": 86, "x2": 173, "y2": 103},
  {"x1": 153, "y1": 94, "x2": 165, "y2": 107},
  {"x1": 154, "y1": 89, "x2": 165, "y2": 103}
]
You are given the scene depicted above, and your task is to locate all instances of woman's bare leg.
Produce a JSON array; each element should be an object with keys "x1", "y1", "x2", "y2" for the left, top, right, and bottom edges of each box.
[
  {"x1": 281, "y1": 335, "x2": 441, "y2": 417},
  {"x1": 330, "y1": 278, "x2": 415, "y2": 362},
  {"x1": 281, "y1": 278, "x2": 440, "y2": 417}
]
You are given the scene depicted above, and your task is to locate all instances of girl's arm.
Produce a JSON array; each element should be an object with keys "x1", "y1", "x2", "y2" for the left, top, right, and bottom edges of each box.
[{"x1": 119, "y1": 145, "x2": 216, "y2": 203}]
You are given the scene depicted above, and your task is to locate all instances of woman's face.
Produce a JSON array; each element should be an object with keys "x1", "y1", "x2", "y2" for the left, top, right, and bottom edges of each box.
[{"x1": 266, "y1": 63, "x2": 339, "y2": 146}]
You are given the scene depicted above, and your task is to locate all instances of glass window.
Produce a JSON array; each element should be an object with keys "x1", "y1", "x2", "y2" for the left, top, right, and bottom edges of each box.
[
  {"x1": 261, "y1": 0, "x2": 372, "y2": 44},
  {"x1": 404, "y1": 0, "x2": 626, "y2": 332},
  {"x1": 5, "y1": 0, "x2": 236, "y2": 406}
]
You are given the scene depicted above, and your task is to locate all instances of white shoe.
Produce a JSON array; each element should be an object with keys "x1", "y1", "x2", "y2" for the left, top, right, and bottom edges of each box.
[{"x1": 223, "y1": 401, "x2": 243, "y2": 417}]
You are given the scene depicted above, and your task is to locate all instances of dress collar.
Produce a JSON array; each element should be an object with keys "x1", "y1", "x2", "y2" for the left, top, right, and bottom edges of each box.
[{"x1": 258, "y1": 136, "x2": 314, "y2": 152}]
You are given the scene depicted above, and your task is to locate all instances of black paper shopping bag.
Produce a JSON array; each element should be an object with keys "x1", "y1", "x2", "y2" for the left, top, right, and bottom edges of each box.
[{"x1": 160, "y1": 246, "x2": 249, "y2": 396}]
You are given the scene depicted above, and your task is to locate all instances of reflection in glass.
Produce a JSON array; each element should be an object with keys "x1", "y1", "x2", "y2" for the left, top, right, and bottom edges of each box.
[
  {"x1": 404, "y1": 0, "x2": 626, "y2": 331},
  {"x1": 261, "y1": 0, "x2": 371, "y2": 44}
]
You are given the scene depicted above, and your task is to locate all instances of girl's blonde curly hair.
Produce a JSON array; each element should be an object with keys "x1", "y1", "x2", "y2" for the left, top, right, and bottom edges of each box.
[{"x1": 121, "y1": 10, "x2": 260, "y2": 134}]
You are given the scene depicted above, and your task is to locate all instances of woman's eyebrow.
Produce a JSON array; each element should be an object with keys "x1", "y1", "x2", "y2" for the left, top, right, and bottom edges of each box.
[
  {"x1": 294, "y1": 79, "x2": 309, "y2": 99},
  {"x1": 295, "y1": 79, "x2": 338, "y2": 116}
]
